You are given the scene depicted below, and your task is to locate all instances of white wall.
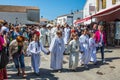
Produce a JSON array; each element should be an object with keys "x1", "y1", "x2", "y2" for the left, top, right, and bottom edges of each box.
[
  {"x1": 0, "y1": 12, "x2": 28, "y2": 24},
  {"x1": 83, "y1": 0, "x2": 96, "y2": 24},
  {"x1": 57, "y1": 16, "x2": 67, "y2": 25},
  {"x1": 98, "y1": 0, "x2": 120, "y2": 12},
  {"x1": 83, "y1": 0, "x2": 96, "y2": 18},
  {"x1": 106, "y1": 0, "x2": 112, "y2": 8}
]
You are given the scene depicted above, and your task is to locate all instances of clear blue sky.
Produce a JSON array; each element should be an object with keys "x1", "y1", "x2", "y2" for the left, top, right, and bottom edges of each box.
[{"x1": 0, "y1": 0, "x2": 86, "y2": 20}]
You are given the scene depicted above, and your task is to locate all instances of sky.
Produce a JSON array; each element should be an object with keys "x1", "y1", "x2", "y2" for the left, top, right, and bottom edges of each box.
[{"x1": 0, "y1": 0, "x2": 86, "y2": 20}]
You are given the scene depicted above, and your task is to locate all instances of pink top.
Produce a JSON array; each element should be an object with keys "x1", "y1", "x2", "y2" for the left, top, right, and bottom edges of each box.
[
  {"x1": 0, "y1": 36, "x2": 4, "y2": 51},
  {"x1": 95, "y1": 30, "x2": 107, "y2": 44}
]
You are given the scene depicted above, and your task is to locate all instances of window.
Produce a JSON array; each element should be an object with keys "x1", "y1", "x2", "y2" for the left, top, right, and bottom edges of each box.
[
  {"x1": 102, "y1": 0, "x2": 106, "y2": 9},
  {"x1": 96, "y1": 0, "x2": 99, "y2": 11},
  {"x1": 112, "y1": 0, "x2": 116, "y2": 4}
]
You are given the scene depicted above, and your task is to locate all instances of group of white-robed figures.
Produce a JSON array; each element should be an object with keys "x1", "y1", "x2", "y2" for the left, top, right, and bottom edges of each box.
[{"x1": 26, "y1": 26, "x2": 97, "y2": 75}]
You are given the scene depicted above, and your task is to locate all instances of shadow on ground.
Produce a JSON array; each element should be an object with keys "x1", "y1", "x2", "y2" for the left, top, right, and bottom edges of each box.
[
  {"x1": 7, "y1": 56, "x2": 120, "y2": 80},
  {"x1": 8, "y1": 68, "x2": 58, "y2": 80}
]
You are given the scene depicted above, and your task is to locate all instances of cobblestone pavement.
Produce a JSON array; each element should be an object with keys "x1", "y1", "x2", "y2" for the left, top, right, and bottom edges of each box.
[{"x1": 7, "y1": 48, "x2": 120, "y2": 80}]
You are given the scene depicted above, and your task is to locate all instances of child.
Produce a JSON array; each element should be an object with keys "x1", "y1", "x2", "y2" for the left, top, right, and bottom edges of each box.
[
  {"x1": 69, "y1": 33, "x2": 80, "y2": 71},
  {"x1": 27, "y1": 31, "x2": 50, "y2": 76},
  {"x1": 49, "y1": 30, "x2": 65, "y2": 72},
  {"x1": 89, "y1": 32, "x2": 97, "y2": 64},
  {"x1": 79, "y1": 29, "x2": 90, "y2": 68}
]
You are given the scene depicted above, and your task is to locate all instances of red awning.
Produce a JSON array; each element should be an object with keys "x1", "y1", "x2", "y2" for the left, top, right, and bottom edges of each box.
[
  {"x1": 93, "y1": 4, "x2": 120, "y2": 18},
  {"x1": 75, "y1": 4, "x2": 120, "y2": 24},
  {"x1": 74, "y1": 16, "x2": 91, "y2": 24}
]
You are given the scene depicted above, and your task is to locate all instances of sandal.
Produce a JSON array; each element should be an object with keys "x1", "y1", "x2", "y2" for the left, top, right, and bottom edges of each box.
[{"x1": 22, "y1": 73, "x2": 27, "y2": 78}]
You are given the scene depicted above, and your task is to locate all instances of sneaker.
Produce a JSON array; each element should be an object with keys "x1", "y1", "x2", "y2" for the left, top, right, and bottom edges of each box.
[
  {"x1": 84, "y1": 65, "x2": 89, "y2": 69},
  {"x1": 72, "y1": 69, "x2": 77, "y2": 72},
  {"x1": 35, "y1": 72, "x2": 40, "y2": 76},
  {"x1": 102, "y1": 60, "x2": 106, "y2": 64}
]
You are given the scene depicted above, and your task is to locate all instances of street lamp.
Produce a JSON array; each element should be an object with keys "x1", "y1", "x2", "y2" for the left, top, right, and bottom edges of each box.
[
  {"x1": 71, "y1": 11, "x2": 74, "y2": 26},
  {"x1": 15, "y1": 17, "x2": 18, "y2": 25}
]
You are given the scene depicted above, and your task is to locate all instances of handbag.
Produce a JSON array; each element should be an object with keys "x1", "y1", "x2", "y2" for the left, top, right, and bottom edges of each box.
[{"x1": 0, "y1": 48, "x2": 9, "y2": 69}]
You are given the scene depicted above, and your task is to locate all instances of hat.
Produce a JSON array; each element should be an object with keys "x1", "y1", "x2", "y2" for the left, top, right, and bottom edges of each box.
[
  {"x1": 34, "y1": 31, "x2": 40, "y2": 36},
  {"x1": 16, "y1": 36, "x2": 25, "y2": 42}
]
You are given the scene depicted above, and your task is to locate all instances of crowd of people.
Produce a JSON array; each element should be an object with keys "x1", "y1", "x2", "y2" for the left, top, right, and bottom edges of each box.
[{"x1": 0, "y1": 21, "x2": 107, "y2": 79}]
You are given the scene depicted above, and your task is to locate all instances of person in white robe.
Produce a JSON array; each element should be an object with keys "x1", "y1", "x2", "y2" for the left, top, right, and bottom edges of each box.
[
  {"x1": 46, "y1": 26, "x2": 51, "y2": 46},
  {"x1": 39, "y1": 25, "x2": 47, "y2": 46},
  {"x1": 69, "y1": 33, "x2": 80, "y2": 71},
  {"x1": 79, "y1": 29, "x2": 90, "y2": 68},
  {"x1": 49, "y1": 30, "x2": 65, "y2": 72},
  {"x1": 51, "y1": 26, "x2": 57, "y2": 39},
  {"x1": 27, "y1": 31, "x2": 49, "y2": 76},
  {"x1": 64, "y1": 25, "x2": 70, "y2": 45},
  {"x1": 89, "y1": 32, "x2": 97, "y2": 64}
]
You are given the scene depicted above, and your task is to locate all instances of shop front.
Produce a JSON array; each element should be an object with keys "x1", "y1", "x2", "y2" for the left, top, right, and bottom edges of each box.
[{"x1": 93, "y1": 4, "x2": 120, "y2": 47}]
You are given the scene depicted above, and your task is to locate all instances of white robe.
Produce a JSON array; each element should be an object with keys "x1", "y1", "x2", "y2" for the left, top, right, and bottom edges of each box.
[
  {"x1": 51, "y1": 27, "x2": 57, "y2": 39},
  {"x1": 46, "y1": 29, "x2": 51, "y2": 46},
  {"x1": 27, "y1": 41, "x2": 48, "y2": 73},
  {"x1": 69, "y1": 40, "x2": 80, "y2": 69},
  {"x1": 79, "y1": 34, "x2": 90, "y2": 65},
  {"x1": 89, "y1": 38, "x2": 97, "y2": 63},
  {"x1": 39, "y1": 28, "x2": 47, "y2": 46},
  {"x1": 49, "y1": 37, "x2": 65, "y2": 70},
  {"x1": 64, "y1": 28, "x2": 70, "y2": 44}
]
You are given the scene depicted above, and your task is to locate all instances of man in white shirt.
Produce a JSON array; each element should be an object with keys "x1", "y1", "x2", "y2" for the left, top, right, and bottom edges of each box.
[{"x1": 1, "y1": 22, "x2": 9, "y2": 33}]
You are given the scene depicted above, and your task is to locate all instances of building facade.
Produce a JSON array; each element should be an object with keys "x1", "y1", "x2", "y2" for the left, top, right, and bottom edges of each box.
[
  {"x1": 57, "y1": 11, "x2": 83, "y2": 26},
  {"x1": 57, "y1": 14, "x2": 73, "y2": 26},
  {"x1": 94, "y1": 0, "x2": 120, "y2": 46},
  {"x1": 83, "y1": 0, "x2": 96, "y2": 24},
  {"x1": 0, "y1": 5, "x2": 40, "y2": 25}
]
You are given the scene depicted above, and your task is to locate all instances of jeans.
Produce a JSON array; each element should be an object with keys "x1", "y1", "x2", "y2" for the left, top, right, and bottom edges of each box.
[
  {"x1": 97, "y1": 44, "x2": 105, "y2": 61},
  {"x1": 13, "y1": 53, "x2": 25, "y2": 69}
]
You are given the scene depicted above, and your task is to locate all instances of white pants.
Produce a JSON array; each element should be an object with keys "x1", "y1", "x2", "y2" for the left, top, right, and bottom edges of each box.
[
  {"x1": 90, "y1": 48, "x2": 97, "y2": 63},
  {"x1": 47, "y1": 36, "x2": 51, "y2": 46},
  {"x1": 81, "y1": 48, "x2": 90, "y2": 65},
  {"x1": 31, "y1": 54, "x2": 40, "y2": 73}
]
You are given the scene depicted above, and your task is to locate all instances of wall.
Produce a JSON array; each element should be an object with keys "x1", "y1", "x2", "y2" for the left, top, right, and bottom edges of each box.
[
  {"x1": 73, "y1": 11, "x2": 83, "y2": 20},
  {"x1": 57, "y1": 16, "x2": 67, "y2": 25},
  {"x1": 97, "y1": 0, "x2": 120, "y2": 12},
  {"x1": 83, "y1": 0, "x2": 96, "y2": 24},
  {"x1": 0, "y1": 12, "x2": 27, "y2": 24},
  {"x1": 27, "y1": 9, "x2": 40, "y2": 22}
]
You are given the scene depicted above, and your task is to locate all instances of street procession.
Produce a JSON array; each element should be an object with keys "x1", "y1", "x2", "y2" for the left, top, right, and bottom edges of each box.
[{"x1": 0, "y1": 0, "x2": 120, "y2": 80}]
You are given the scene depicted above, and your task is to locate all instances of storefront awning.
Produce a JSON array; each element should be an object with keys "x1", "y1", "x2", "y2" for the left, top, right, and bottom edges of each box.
[
  {"x1": 74, "y1": 4, "x2": 120, "y2": 24},
  {"x1": 74, "y1": 16, "x2": 91, "y2": 24}
]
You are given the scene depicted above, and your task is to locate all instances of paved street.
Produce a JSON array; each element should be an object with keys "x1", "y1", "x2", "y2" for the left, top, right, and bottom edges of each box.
[{"x1": 7, "y1": 48, "x2": 120, "y2": 80}]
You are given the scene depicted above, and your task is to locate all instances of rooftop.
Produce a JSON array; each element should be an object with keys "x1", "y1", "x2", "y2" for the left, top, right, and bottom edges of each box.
[
  {"x1": 0, "y1": 5, "x2": 39, "y2": 13},
  {"x1": 57, "y1": 10, "x2": 83, "y2": 18},
  {"x1": 40, "y1": 18, "x2": 49, "y2": 22}
]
